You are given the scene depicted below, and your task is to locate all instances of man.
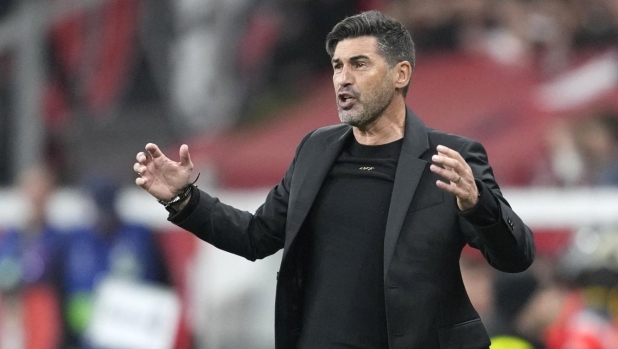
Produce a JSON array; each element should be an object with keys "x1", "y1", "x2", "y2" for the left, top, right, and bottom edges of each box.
[
  {"x1": 0, "y1": 166, "x2": 64, "y2": 349},
  {"x1": 62, "y1": 179, "x2": 170, "y2": 347},
  {"x1": 133, "y1": 11, "x2": 534, "y2": 349}
]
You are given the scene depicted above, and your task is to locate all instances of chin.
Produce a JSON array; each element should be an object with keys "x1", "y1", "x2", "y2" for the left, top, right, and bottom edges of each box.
[
  {"x1": 340, "y1": 111, "x2": 378, "y2": 129},
  {"x1": 340, "y1": 117, "x2": 360, "y2": 127},
  {"x1": 339, "y1": 110, "x2": 363, "y2": 127}
]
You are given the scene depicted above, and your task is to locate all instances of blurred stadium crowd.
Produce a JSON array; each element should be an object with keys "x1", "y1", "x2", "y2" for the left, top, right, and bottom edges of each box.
[{"x1": 1, "y1": 0, "x2": 618, "y2": 348}]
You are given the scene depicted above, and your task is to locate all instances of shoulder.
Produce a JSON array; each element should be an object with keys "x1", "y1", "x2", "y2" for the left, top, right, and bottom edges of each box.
[
  {"x1": 425, "y1": 127, "x2": 484, "y2": 152},
  {"x1": 310, "y1": 124, "x2": 349, "y2": 136},
  {"x1": 294, "y1": 124, "x2": 349, "y2": 151},
  {"x1": 302, "y1": 124, "x2": 349, "y2": 143}
]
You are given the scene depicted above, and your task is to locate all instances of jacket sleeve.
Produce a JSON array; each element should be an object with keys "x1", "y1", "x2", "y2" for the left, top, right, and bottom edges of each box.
[
  {"x1": 457, "y1": 140, "x2": 535, "y2": 272},
  {"x1": 168, "y1": 131, "x2": 314, "y2": 261}
]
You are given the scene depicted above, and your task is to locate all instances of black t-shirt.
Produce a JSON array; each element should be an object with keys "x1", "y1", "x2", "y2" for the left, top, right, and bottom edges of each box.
[{"x1": 297, "y1": 137, "x2": 403, "y2": 349}]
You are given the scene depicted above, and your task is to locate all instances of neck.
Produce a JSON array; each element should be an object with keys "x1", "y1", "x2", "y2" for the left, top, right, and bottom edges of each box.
[{"x1": 353, "y1": 97, "x2": 406, "y2": 145}]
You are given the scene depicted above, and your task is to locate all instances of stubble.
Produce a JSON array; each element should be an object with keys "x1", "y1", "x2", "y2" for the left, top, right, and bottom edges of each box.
[{"x1": 338, "y1": 75, "x2": 395, "y2": 129}]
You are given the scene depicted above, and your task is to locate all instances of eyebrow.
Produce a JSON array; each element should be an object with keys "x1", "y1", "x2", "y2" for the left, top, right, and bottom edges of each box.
[{"x1": 331, "y1": 54, "x2": 371, "y2": 64}]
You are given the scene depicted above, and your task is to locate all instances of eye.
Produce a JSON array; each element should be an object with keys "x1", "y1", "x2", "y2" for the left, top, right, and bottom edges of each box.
[
  {"x1": 355, "y1": 61, "x2": 366, "y2": 68},
  {"x1": 333, "y1": 63, "x2": 342, "y2": 71}
]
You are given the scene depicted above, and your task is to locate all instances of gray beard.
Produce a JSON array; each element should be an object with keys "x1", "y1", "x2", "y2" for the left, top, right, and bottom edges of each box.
[{"x1": 338, "y1": 79, "x2": 395, "y2": 129}]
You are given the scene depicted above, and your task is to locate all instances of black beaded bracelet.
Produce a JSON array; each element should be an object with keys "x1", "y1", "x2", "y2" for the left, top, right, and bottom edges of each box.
[{"x1": 157, "y1": 173, "x2": 200, "y2": 208}]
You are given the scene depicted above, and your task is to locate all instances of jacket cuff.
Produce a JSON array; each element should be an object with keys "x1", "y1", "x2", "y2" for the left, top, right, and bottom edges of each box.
[
  {"x1": 167, "y1": 185, "x2": 200, "y2": 223},
  {"x1": 458, "y1": 180, "x2": 501, "y2": 227}
]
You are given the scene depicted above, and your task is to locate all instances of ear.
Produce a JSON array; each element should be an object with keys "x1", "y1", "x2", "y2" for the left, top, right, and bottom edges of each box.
[{"x1": 392, "y1": 61, "x2": 412, "y2": 90}]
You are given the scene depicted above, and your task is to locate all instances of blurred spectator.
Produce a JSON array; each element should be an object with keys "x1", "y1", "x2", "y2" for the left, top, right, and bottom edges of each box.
[
  {"x1": 0, "y1": 165, "x2": 64, "y2": 349},
  {"x1": 541, "y1": 227, "x2": 618, "y2": 349},
  {"x1": 572, "y1": 0, "x2": 618, "y2": 50},
  {"x1": 387, "y1": 0, "x2": 618, "y2": 76},
  {"x1": 515, "y1": 280, "x2": 570, "y2": 349},
  {"x1": 61, "y1": 178, "x2": 170, "y2": 348},
  {"x1": 486, "y1": 271, "x2": 542, "y2": 349},
  {"x1": 45, "y1": 0, "x2": 140, "y2": 121},
  {"x1": 572, "y1": 111, "x2": 618, "y2": 186},
  {"x1": 240, "y1": 0, "x2": 360, "y2": 120},
  {"x1": 539, "y1": 110, "x2": 618, "y2": 187},
  {"x1": 169, "y1": 0, "x2": 257, "y2": 132},
  {"x1": 387, "y1": 0, "x2": 473, "y2": 51},
  {"x1": 508, "y1": 227, "x2": 618, "y2": 349},
  {"x1": 264, "y1": 0, "x2": 358, "y2": 87},
  {"x1": 533, "y1": 118, "x2": 586, "y2": 187}
]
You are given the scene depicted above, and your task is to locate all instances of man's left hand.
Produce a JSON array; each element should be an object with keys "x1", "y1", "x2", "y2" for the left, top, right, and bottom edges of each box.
[{"x1": 429, "y1": 145, "x2": 479, "y2": 211}]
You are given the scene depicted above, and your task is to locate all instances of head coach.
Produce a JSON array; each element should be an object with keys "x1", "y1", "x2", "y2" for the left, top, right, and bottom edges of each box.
[{"x1": 133, "y1": 10, "x2": 535, "y2": 349}]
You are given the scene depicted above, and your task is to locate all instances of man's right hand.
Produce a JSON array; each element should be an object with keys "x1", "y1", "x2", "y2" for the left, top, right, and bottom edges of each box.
[{"x1": 133, "y1": 143, "x2": 194, "y2": 201}]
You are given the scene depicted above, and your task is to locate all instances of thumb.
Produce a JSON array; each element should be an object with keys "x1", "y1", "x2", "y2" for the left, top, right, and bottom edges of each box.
[{"x1": 179, "y1": 144, "x2": 193, "y2": 167}]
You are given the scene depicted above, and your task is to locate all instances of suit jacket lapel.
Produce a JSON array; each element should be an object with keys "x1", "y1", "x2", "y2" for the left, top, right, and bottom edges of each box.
[
  {"x1": 383, "y1": 109, "x2": 430, "y2": 280},
  {"x1": 282, "y1": 126, "x2": 352, "y2": 263}
]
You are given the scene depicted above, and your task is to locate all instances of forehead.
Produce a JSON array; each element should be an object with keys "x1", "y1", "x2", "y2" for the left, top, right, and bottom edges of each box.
[{"x1": 332, "y1": 36, "x2": 380, "y2": 60}]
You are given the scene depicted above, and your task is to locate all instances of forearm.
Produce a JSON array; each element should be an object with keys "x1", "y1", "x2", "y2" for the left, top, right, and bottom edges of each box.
[
  {"x1": 460, "y1": 141, "x2": 535, "y2": 272},
  {"x1": 169, "y1": 188, "x2": 285, "y2": 261},
  {"x1": 460, "y1": 183, "x2": 535, "y2": 272},
  {"x1": 472, "y1": 202, "x2": 535, "y2": 272},
  {"x1": 165, "y1": 130, "x2": 309, "y2": 261}
]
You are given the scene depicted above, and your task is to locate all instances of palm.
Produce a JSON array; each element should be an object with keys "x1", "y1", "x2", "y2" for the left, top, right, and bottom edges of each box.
[
  {"x1": 134, "y1": 143, "x2": 193, "y2": 201},
  {"x1": 146, "y1": 156, "x2": 191, "y2": 199}
]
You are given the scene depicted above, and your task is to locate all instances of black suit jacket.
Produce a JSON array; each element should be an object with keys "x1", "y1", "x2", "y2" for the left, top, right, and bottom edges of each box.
[{"x1": 170, "y1": 109, "x2": 535, "y2": 349}]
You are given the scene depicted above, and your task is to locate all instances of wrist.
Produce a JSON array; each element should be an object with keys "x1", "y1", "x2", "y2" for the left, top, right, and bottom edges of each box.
[
  {"x1": 157, "y1": 184, "x2": 193, "y2": 208},
  {"x1": 169, "y1": 193, "x2": 191, "y2": 212},
  {"x1": 157, "y1": 173, "x2": 200, "y2": 209}
]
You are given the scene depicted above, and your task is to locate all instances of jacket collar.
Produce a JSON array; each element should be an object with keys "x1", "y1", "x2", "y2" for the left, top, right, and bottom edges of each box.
[
  {"x1": 282, "y1": 107, "x2": 431, "y2": 275},
  {"x1": 383, "y1": 108, "x2": 430, "y2": 280}
]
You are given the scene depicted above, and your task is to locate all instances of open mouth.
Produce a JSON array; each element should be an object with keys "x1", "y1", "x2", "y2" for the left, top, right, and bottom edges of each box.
[{"x1": 337, "y1": 92, "x2": 357, "y2": 110}]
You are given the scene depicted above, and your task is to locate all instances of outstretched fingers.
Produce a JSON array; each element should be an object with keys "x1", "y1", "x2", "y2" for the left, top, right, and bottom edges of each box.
[
  {"x1": 432, "y1": 155, "x2": 463, "y2": 174},
  {"x1": 436, "y1": 145, "x2": 464, "y2": 162},
  {"x1": 431, "y1": 145, "x2": 479, "y2": 211},
  {"x1": 434, "y1": 176, "x2": 467, "y2": 196},
  {"x1": 133, "y1": 162, "x2": 143, "y2": 174},
  {"x1": 145, "y1": 143, "x2": 164, "y2": 159},
  {"x1": 133, "y1": 161, "x2": 150, "y2": 188},
  {"x1": 430, "y1": 164, "x2": 460, "y2": 184},
  {"x1": 434, "y1": 145, "x2": 469, "y2": 172},
  {"x1": 431, "y1": 163, "x2": 466, "y2": 198},
  {"x1": 135, "y1": 176, "x2": 148, "y2": 188},
  {"x1": 179, "y1": 144, "x2": 193, "y2": 168},
  {"x1": 136, "y1": 151, "x2": 150, "y2": 165}
]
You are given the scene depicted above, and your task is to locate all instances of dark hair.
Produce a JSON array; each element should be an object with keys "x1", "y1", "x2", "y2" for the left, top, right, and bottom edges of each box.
[{"x1": 326, "y1": 11, "x2": 415, "y2": 96}]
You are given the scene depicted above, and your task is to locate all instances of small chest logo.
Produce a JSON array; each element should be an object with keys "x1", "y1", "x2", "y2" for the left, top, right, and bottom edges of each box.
[{"x1": 359, "y1": 166, "x2": 375, "y2": 171}]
